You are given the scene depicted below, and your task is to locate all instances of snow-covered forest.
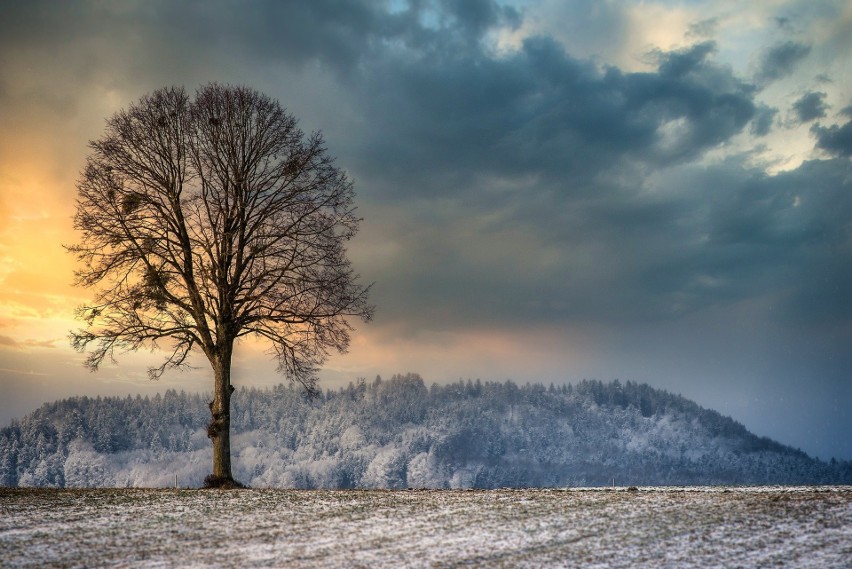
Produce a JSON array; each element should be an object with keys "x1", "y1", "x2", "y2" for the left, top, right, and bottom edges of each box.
[{"x1": 1, "y1": 374, "x2": 849, "y2": 488}]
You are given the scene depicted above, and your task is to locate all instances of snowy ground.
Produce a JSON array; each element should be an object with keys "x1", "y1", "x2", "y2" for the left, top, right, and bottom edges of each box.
[{"x1": 1, "y1": 486, "x2": 850, "y2": 568}]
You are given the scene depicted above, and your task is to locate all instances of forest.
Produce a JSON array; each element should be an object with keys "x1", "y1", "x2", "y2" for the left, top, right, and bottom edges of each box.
[{"x1": 1, "y1": 374, "x2": 849, "y2": 488}]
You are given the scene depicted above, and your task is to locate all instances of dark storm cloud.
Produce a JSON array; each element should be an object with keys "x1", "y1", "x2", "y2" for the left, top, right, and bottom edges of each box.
[
  {"x1": 620, "y1": 156, "x2": 852, "y2": 327},
  {"x1": 750, "y1": 105, "x2": 777, "y2": 136},
  {"x1": 773, "y1": 17, "x2": 792, "y2": 30},
  {"x1": 226, "y1": 1, "x2": 845, "y2": 340},
  {"x1": 0, "y1": 0, "x2": 756, "y2": 176},
  {"x1": 354, "y1": 38, "x2": 757, "y2": 199},
  {"x1": 705, "y1": 159, "x2": 852, "y2": 321},
  {"x1": 792, "y1": 91, "x2": 828, "y2": 123},
  {"x1": 0, "y1": 0, "x2": 396, "y2": 102},
  {"x1": 436, "y1": 0, "x2": 522, "y2": 35},
  {"x1": 754, "y1": 41, "x2": 811, "y2": 84},
  {"x1": 2, "y1": 0, "x2": 846, "y2": 335},
  {"x1": 322, "y1": 6, "x2": 849, "y2": 337},
  {"x1": 686, "y1": 18, "x2": 719, "y2": 39},
  {"x1": 812, "y1": 111, "x2": 852, "y2": 158},
  {"x1": 364, "y1": 151, "x2": 852, "y2": 334},
  {"x1": 318, "y1": 18, "x2": 795, "y2": 332}
]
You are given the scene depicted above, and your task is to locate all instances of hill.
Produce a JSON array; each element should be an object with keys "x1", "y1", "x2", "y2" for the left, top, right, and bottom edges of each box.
[{"x1": 1, "y1": 374, "x2": 849, "y2": 488}]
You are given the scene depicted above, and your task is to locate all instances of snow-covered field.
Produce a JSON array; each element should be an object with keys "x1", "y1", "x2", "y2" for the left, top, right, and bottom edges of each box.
[{"x1": 2, "y1": 486, "x2": 850, "y2": 568}]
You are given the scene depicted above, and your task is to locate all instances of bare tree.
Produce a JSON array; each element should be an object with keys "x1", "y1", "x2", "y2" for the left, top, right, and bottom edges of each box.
[{"x1": 68, "y1": 84, "x2": 373, "y2": 487}]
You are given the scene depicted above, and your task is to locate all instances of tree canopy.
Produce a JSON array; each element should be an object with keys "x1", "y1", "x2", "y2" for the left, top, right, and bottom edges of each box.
[{"x1": 68, "y1": 84, "x2": 372, "y2": 484}]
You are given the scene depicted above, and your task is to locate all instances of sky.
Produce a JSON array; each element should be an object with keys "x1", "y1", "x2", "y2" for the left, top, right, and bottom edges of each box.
[{"x1": 0, "y1": 0, "x2": 850, "y2": 461}]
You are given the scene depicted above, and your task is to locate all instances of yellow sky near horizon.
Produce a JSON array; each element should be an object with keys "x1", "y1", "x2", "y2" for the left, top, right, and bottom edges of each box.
[
  {"x1": 0, "y1": 142, "x2": 82, "y2": 346},
  {"x1": 0, "y1": 78, "x2": 150, "y2": 358},
  {"x1": 0, "y1": 137, "x2": 594, "y2": 391}
]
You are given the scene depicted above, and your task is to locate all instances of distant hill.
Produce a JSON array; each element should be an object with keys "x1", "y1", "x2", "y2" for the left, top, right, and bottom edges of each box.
[{"x1": 1, "y1": 374, "x2": 849, "y2": 488}]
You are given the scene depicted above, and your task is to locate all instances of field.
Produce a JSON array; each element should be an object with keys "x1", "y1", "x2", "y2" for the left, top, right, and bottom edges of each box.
[{"x1": 1, "y1": 487, "x2": 850, "y2": 568}]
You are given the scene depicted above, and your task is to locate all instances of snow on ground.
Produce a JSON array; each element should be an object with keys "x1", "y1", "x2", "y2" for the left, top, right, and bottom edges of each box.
[{"x1": 1, "y1": 487, "x2": 850, "y2": 568}]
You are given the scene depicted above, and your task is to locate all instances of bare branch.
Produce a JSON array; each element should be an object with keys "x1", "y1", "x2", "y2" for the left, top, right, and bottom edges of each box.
[{"x1": 70, "y1": 83, "x2": 373, "y2": 388}]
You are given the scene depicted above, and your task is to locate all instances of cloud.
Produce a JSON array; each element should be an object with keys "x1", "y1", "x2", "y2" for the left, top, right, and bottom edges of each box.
[
  {"x1": 351, "y1": 37, "x2": 756, "y2": 203},
  {"x1": 686, "y1": 18, "x2": 719, "y2": 39},
  {"x1": 0, "y1": 367, "x2": 49, "y2": 377},
  {"x1": 703, "y1": 158, "x2": 852, "y2": 324},
  {"x1": 792, "y1": 91, "x2": 828, "y2": 123},
  {"x1": 1, "y1": 0, "x2": 847, "y2": 339},
  {"x1": 0, "y1": 335, "x2": 58, "y2": 351},
  {"x1": 753, "y1": 41, "x2": 811, "y2": 85},
  {"x1": 437, "y1": 0, "x2": 522, "y2": 36},
  {"x1": 750, "y1": 105, "x2": 777, "y2": 136},
  {"x1": 773, "y1": 17, "x2": 792, "y2": 30},
  {"x1": 363, "y1": 151, "x2": 852, "y2": 337},
  {"x1": 812, "y1": 113, "x2": 852, "y2": 158}
]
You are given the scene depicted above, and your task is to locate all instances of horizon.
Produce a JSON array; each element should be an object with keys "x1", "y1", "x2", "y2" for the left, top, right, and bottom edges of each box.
[
  {"x1": 0, "y1": 373, "x2": 840, "y2": 463},
  {"x1": 7, "y1": 373, "x2": 848, "y2": 491},
  {"x1": 1, "y1": 0, "x2": 850, "y2": 462}
]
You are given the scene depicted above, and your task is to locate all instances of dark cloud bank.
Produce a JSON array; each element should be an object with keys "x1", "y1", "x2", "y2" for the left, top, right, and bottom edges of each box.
[{"x1": 1, "y1": 0, "x2": 850, "y2": 460}]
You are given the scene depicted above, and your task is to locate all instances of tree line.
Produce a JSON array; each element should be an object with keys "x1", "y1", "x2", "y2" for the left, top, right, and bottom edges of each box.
[{"x1": 1, "y1": 375, "x2": 849, "y2": 488}]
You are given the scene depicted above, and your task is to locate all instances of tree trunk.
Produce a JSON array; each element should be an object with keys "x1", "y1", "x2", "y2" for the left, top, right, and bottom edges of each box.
[{"x1": 207, "y1": 343, "x2": 239, "y2": 486}]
